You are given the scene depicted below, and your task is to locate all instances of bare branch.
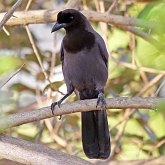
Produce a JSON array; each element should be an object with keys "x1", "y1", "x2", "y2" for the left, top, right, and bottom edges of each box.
[
  {"x1": 0, "y1": 64, "x2": 25, "y2": 89},
  {"x1": 0, "y1": 97, "x2": 164, "y2": 132},
  {"x1": 0, "y1": 135, "x2": 91, "y2": 165},
  {"x1": 44, "y1": 119, "x2": 67, "y2": 147},
  {"x1": 65, "y1": 0, "x2": 81, "y2": 8},
  {"x1": 138, "y1": 74, "x2": 164, "y2": 96},
  {"x1": 2, "y1": 26, "x2": 10, "y2": 36},
  {"x1": 111, "y1": 57, "x2": 165, "y2": 75},
  {"x1": 25, "y1": 0, "x2": 33, "y2": 11},
  {"x1": 110, "y1": 110, "x2": 130, "y2": 159},
  {"x1": 0, "y1": 9, "x2": 162, "y2": 49},
  {"x1": 0, "y1": 0, "x2": 23, "y2": 30},
  {"x1": 0, "y1": 9, "x2": 160, "y2": 30},
  {"x1": 25, "y1": 25, "x2": 49, "y2": 81},
  {"x1": 0, "y1": 8, "x2": 162, "y2": 49},
  {"x1": 1, "y1": 135, "x2": 164, "y2": 165},
  {"x1": 107, "y1": 0, "x2": 119, "y2": 13}
]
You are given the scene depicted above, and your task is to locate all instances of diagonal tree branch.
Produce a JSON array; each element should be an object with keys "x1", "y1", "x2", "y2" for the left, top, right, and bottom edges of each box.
[
  {"x1": 0, "y1": 135, "x2": 164, "y2": 165},
  {"x1": 0, "y1": 64, "x2": 25, "y2": 89},
  {"x1": 0, "y1": 0, "x2": 23, "y2": 30},
  {"x1": 0, "y1": 97, "x2": 164, "y2": 132},
  {"x1": 0, "y1": 135, "x2": 91, "y2": 165}
]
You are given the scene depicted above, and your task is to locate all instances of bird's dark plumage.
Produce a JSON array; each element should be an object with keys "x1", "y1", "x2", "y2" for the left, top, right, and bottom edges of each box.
[{"x1": 51, "y1": 9, "x2": 110, "y2": 159}]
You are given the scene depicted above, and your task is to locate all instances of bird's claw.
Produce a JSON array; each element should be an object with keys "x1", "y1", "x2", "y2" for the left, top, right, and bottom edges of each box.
[
  {"x1": 96, "y1": 92, "x2": 106, "y2": 110},
  {"x1": 51, "y1": 101, "x2": 62, "y2": 119}
]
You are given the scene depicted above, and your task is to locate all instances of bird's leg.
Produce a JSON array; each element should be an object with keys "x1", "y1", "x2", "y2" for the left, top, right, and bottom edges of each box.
[
  {"x1": 96, "y1": 90, "x2": 106, "y2": 110},
  {"x1": 51, "y1": 90, "x2": 73, "y2": 116}
]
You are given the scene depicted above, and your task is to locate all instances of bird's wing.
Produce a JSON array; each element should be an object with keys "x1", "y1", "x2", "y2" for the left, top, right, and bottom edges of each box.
[{"x1": 95, "y1": 33, "x2": 109, "y2": 68}]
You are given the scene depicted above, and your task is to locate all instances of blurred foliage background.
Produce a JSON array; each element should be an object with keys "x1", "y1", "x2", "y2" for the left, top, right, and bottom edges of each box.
[{"x1": 0, "y1": 0, "x2": 165, "y2": 164}]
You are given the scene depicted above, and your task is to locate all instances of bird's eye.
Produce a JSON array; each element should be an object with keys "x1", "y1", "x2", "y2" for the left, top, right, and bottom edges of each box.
[
  {"x1": 69, "y1": 15, "x2": 74, "y2": 21},
  {"x1": 70, "y1": 15, "x2": 74, "y2": 20},
  {"x1": 59, "y1": 13, "x2": 75, "y2": 23}
]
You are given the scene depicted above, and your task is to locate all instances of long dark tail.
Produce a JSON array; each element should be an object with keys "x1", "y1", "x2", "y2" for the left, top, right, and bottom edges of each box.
[{"x1": 80, "y1": 90, "x2": 110, "y2": 159}]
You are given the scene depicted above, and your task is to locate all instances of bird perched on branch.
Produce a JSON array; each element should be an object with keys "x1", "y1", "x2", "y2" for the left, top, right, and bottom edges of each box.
[{"x1": 51, "y1": 9, "x2": 110, "y2": 159}]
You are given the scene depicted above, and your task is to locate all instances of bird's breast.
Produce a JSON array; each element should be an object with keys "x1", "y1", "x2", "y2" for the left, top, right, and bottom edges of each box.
[{"x1": 63, "y1": 47, "x2": 108, "y2": 92}]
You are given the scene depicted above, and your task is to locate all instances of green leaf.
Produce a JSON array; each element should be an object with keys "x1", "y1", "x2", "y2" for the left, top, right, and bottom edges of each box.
[
  {"x1": 108, "y1": 29, "x2": 129, "y2": 51},
  {"x1": 136, "y1": 0, "x2": 165, "y2": 69},
  {"x1": 0, "y1": 56, "x2": 22, "y2": 75},
  {"x1": 155, "y1": 100, "x2": 165, "y2": 113},
  {"x1": 136, "y1": 38, "x2": 165, "y2": 69},
  {"x1": 138, "y1": 0, "x2": 165, "y2": 23},
  {"x1": 149, "y1": 111, "x2": 165, "y2": 137}
]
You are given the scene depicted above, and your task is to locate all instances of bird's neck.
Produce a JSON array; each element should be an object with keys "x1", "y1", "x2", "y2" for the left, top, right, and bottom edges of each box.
[{"x1": 63, "y1": 29, "x2": 95, "y2": 53}]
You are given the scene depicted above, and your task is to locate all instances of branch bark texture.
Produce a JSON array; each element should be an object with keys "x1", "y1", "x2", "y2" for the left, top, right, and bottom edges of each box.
[
  {"x1": 0, "y1": 135, "x2": 91, "y2": 165},
  {"x1": 0, "y1": 0, "x2": 23, "y2": 30},
  {"x1": 0, "y1": 97, "x2": 164, "y2": 132},
  {"x1": 0, "y1": 9, "x2": 160, "y2": 29},
  {"x1": 0, "y1": 135, "x2": 164, "y2": 165}
]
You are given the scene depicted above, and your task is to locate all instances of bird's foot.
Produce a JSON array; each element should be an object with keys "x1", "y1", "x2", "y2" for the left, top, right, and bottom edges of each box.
[
  {"x1": 96, "y1": 92, "x2": 106, "y2": 110},
  {"x1": 51, "y1": 101, "x2": 62, "y2": 120}
]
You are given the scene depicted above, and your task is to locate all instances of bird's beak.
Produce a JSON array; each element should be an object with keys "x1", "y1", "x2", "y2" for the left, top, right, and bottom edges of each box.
[{"x1": 51, "y1": 22, "x2": 66, "y2": 33}]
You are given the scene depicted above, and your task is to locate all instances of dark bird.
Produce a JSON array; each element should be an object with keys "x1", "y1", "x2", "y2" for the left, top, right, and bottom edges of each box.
[{"x1": 51, "y1": 9, "x2": 110, "y2": 159}]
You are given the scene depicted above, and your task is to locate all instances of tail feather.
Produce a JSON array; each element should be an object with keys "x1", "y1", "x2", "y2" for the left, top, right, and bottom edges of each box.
[
  {"x1": 96, "y1": 110, "x2": 110, "y2": 159},
  {"x1": 82, "y1": 111, "x2": 110, "y2": 159},
  {"x1": 80, "y1": 90, "x2": 110, "y2": 159},
  {"x1": 81, "y1": 111, "x2": 99, "y2": 158}
]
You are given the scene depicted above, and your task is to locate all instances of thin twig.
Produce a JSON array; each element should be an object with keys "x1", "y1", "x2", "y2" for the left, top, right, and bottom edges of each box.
[
  {"x1": 155, "y1": 77, "x2": 165, "y2": 96},
  {"x1": 107, "y1": 0, "x2": 119, "y2": 13},
  {"x1": 25, "y1": 25, "x2": 49, "y2": 81},
  {"x1": 138, "y1": 74, "x2": 164, "y2": 96},
  {"x1": 0, "y1": 64, "x2": 25, "y2": 89},
  {"x1": 35, "y1": 120, "x2": 44, "y2": 143},
  {"x1": 44, "y1": 119, "x2": 67, "y2": 147},
  {"x1": 65, "y1": 0, "x2": 81, "y2": 8},
  {"x1": 94, "y1": 0, "x2": 100, "y2": 11},
  {"x1": 110, "y1": 73, "x2": 163, "y2": 132},
  {"x1": 110, "y1": 108, "x2": 135, "y2": 132},
  {"x1": 110, "y1": 110, "x2": 130, "y2": 159},
  {"x1": 25, "y1": 17, "x2": 65, "y2": 95},
  {"x1": 111, "y1": 56, "x2": 165, "y2": 74},
  {"x1": 108, "y1": 72, "x2": 163, "y2": 159},
  {"x1": 25, "y1": 0, "x2": 33, "y2": 11},
  {"x1": 2, "y1": 26, "x2": 10, "y2": 36},
  {"x1": 135, "y1": 58, "x2": 149, "y2": 85},
  {"x1": 0, "y1": 0, "x2": 23, "y2": 30},
  {"x1": 98, "y1": 0, "x2": 108, "y2": 42},
  {"x1": 82, "y1": 0, "x2": 88, "y2": 10}
]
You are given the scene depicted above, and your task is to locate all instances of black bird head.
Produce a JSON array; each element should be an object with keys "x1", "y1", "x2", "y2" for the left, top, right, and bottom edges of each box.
[{"x1": 51, "y1": 9, "x2": 86, "y2": 33}]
